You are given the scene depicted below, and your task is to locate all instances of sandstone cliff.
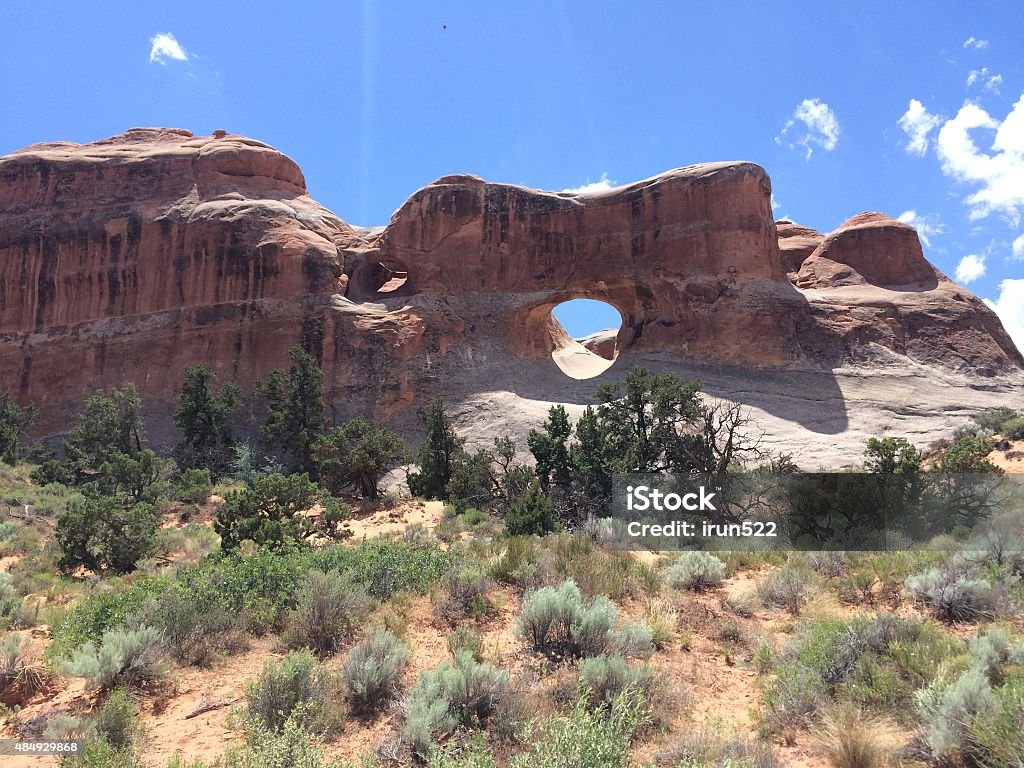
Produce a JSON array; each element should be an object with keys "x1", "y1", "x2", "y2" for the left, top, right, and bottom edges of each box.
[{"x1": 1, "y1": 129, "x2": 1021, "y2": 465}]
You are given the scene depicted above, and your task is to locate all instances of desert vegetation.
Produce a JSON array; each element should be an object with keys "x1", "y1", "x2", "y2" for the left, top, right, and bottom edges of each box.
[{"x1": 0, "y1": 356, "x2": 1022, "y2": 767}]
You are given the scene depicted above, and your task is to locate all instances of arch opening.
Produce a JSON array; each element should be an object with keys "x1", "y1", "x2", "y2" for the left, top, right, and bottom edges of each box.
[
  {"x1": 549, "y1": 298, "x2": 623, "y2": 380},
  {"x1": 373, "y1": 260, "x2": 409, "y2": 294}
]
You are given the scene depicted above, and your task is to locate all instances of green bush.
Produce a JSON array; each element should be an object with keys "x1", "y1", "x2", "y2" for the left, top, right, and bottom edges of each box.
[
  {"x1": 215, "y1": 472, "x2": 342, "y2": 551},
  {"x1": 245, "y1": 650, "x2": 342, "y2": 736},
  {"x1": 341, "y1": 628, "x2": 410, "y2": 713},
  {"x1": 222, "y1": 715, "x2": 335, "y2": 768},
  {"x1": 446, "y1": 627, "x2": 484, "y2": 661},
  {"x1": 578, "y1": 654, "x2": 654, "y2": 707},
  {"x1": 63, "y1": 625, "x2": 165, "y2": 690},
  {"x1": 437, "y1": 567, "x2": 493, "y2": 625},
  {"x1": 1001, "y1": 416, "x2": 1024, "y2": 439},
  {"x1": 283, "y1": 570, "x2": 372, "y2": 657},
  {"x1": 55, "y1": 495, "x2": 160, "y2": 574},
  {"x1": 92, "y1": 687, "x2": 142, "y2": 751},
  {"x1": 505, "y1": 481, "x2": 557, "y2": 537},
  {"x1": 971, "y1": 407, "x2": 1021, "y2": 435},
  {"x1": 137, "y1": 586, "x2": 244, "y2": 666},
  {"x1": 173, "y1": 468, "x2": 213, "y2": 504},
  {"x1": 666, "y1": 551, "x2": 725, "y2": 591},
  {"x1": 402, "y1": 651, "x2": 510, "y2": 757},
  {"x1": 48, "y1": 578, "x2": 170, "y2": 660},
  {"x1": 508, "y1": 692, "x2": 650, "y2": 768}
]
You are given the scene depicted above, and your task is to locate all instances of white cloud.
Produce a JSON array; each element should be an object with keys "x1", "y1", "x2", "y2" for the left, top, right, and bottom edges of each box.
[
  {"x1": 984, "y1": 279, "x2": 1024, "y2": 353},
  {"x1": 963, "y1": 37, "x2": 990, "y2": 49},
  {"x1": 897, "y1": 210, "x2": 945, "y2": 247},
  {"x1": 1012, "y1": 233, "x2": 1024, "y2": 260},
  {"x1": 935, "y1": 95, "x2": 1024, "y2": 224},
  {"x1": 771, "y1": 193, "x2": 781, "y2": 211},
  {"x1": 777, "y1": 98, "x2": 840, "y2": 159},
  {"x1": 149, "y1": 32, "x2": 189, "y2": 64},
  {"x1": 967, "y1": 68, "x2": 1003, "y2": 94},
  {"x1": 955, "y1": 253, "x2": 987, "y2": 283},
  {"x1": 562, "y1": 172, "x2": 616, "y2": 195},
  {"x1": 897, "y1": 99, "x2": 942, "y2": 156}
]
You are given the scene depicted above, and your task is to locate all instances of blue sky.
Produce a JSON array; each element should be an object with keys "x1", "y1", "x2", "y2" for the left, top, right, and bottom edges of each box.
[{"x1": 2, "y1": 1, "x2": 1022, "y2": 346}]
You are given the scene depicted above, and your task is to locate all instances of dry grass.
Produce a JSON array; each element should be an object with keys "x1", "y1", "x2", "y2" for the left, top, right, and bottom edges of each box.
[{"x1": 814, "y1": 703, "x2": 901, "y2": 768}]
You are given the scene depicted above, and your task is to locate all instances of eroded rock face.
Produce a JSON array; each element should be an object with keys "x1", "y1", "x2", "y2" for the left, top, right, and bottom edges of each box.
[{"x1": 0, "y1": 129, "x2": 1021, "y2": 452}]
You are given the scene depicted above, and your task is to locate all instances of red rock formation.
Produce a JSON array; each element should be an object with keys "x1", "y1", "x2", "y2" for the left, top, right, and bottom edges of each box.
[
  {"x1": 796, "y1": 212, "x2": 938, "y2": 289},
  {"x1": 0, "y1": 129, "x2": 1021, "y2": 445},
  {"x1": 775, "y1": 219, "x2": 823, "y2": 278}
]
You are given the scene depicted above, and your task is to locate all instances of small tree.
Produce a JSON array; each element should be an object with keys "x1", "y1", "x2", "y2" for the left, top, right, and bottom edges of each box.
[
  {"x1": 0, "y1": 393, "x2": 36, "y2": 465},
  {"x1": 214, "y1": 472, "x2": 346, "y2": 551},
  {"x1": 173, "y1": 364, "x2": 240, "y2": 474},
  {"x1": 408, "y1": 399, "x2": 464, "y2": 501},
  {"x1": 67, "y1": 385, "x2": 145, "y2": 464},
  {"x1": 864, "y1": 437, "x2": 921, "y2": 474},
  {"x1": 311, "y1": 418, "x2": 407, "y2": 499},
  {"x1": 259, "y1": 346, "x2": 325, "y2": 471},
  {"x1": 100, "y1": 449, "x2": 173, "y2": 505},
  {"x1": 55, "y1": 495, "x2": 159, "y2": 573},
  {"x1": 528, "y1": 405, "x2": 573, "y2": 490},
  {"x1": 505, "y1": 480, "x2": 557, "y2": 536}
]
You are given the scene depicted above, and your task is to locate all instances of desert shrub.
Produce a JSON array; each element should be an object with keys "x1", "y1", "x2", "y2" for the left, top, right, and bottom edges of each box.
[
  {"x1": 808, "y1": 551, "x2": 847, "y2": 577},
  {"x1": 517, "y1": 580, "x2": 623, "y2": 659},
  {"x1": 517, "y1": 580, "x2": 583, "y2": 655},
  {"x1": 724, "y1": 590, "x2": 757, "y2": 619},
  {"x1": 1001, "y1": 415, "x2": 1024, "y2": 439},
  {"x1": 221, "y1": 715, "x2": 335, "y2": 768},
  {"x1": 0, "y1": 634, "x2": 47, "y2": 703},
  {"x1": 917, "y1": 666, "x2": 997, "y2": 760},
  {"x1": 655, "y1": 731, "x2": 778, "y2": 768},
  {"x1": 137, "y1": 586, "x2": 245, "y2": 666},
  {"x1": 666, "y1": 551, "x2": 725, "y2": 591},
  {"x1": 173, "y1": 468, "x2": 213, "y2": 504},
  {"x1": 341, "y1": 627, "x2": 409, "y2": 714},
  {"x1": 61, "y1": 738, "x2": 140, "y2": 768},
  {"x1": 609, "y1": 621, "x2": 655, "y2": 659},
  {"x1": 402, "y1": 651, "x2": 510, "y2": 756},
  {"x1": 283, "y1": 570, "x2": 372, "y2": 657},
  {"x1": 63, "y1": 625, "x2": 164, "y2": 690},
  {"x1": 245, "y1": 650, "x2": 342, "y2": 736},
  {"x1": 92, "y1": 687, "x2": 142, "y2": 752},
  {"x1": 964, "y1": 674, "x2": 1024, "y2": 768},
  {"x1": 905, "y1": 566, "x2": 996, "y2": 623},
  {"x1": 578, "y1": 654, "x2": 654, "y2": 707},
  {"x1": 427, "y1": 737, "x2": 497, "y2": 768},
  {"x1": 814, "y1": 703, "x2": 900, "y2": 768},
  {"x1": 47, "y1": 578, "x2": 170, "y2": 660},
  {"x1": 758, "y1": 566, "x2": 815, "y2": 614},
  {"x1": 437, "y1": 566, "x2": 493, "y2": 625},
  {"x1": 754, "y1": 636, "x2": 776, "y2": 674},
  {"x1": 508, "y1": 692, "x2": 650, "y2": 768},
  {"x1": 446, "y1": 627, "x2": 484, "y2": 661},
  {"x1": 570, "y1": 595, "x2": 619, "y2": 658},
  {"x1": 644, "y1": 599, "x2": 678, "y2": 650},
  {"x1": 488, "y1": 536, "x2": 542, "y2": 587}
]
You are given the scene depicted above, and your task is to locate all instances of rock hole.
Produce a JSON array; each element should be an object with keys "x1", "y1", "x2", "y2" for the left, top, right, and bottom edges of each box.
[{"x1": 550, "y1": 298, "x2": 622, "y2": 380}]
